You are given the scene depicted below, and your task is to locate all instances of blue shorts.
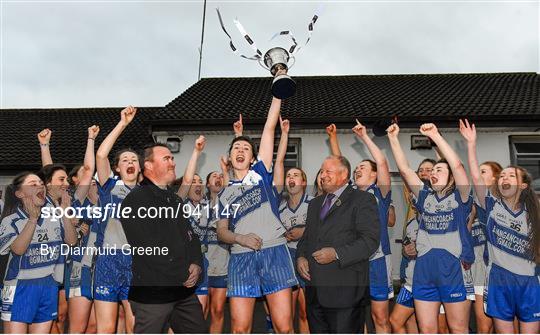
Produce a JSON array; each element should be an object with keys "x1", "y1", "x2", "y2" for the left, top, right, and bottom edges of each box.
[
  {"x1": 396, "y1": 286, "x2": 414, "y2": 308},
  {"x1": 227, "y1": 244, "x2": 298, "y2": 298},
  {"x1": 369, "y1": 255, "x2": 394, "y2": 301},
  {"x1": 208, "y1": 275, "x2": 228, "y2": 289},
  {"x1": 94, "y1": 253, "x2": 132, "y2": 302},
  {"x1": 288, "y1": 248, "x2": 305, "y2": 289},
  {"x1": 1, "y1": 276, "x2": 59, "y2": 323},
  {"x1": 413, "y1": 249, "x2": 471, "y2": 303},
  {"x1": 195, "y1": 256, "x2": 209, "y2": 296},
  {"x1": 65, "y1": 261, "x2": 93, "y2": 300},
  {"x1": 484, "y1": 263, "x2": 540, "y2": 322}
]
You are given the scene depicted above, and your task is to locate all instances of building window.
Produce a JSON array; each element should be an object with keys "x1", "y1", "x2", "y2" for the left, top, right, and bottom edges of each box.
[
  {"x1": 510, "y1": 136, "x2": 540, "y2": 193},
  {"x1": 252, "y1": 137, "x2": 302, "y2": 170}
]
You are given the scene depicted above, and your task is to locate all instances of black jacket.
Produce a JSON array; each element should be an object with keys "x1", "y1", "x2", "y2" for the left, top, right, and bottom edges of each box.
[
  {"x1": 120, "y1": 177, "x2": 202, "y2": 303},
  {"x1": 297, "y1": 185, "x2": 380, "y2": 308}
]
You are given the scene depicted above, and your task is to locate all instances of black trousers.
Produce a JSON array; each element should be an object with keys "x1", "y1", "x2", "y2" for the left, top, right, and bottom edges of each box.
[
  {"x1": 129, "y1": 294, "x2": 207, "y2": 334},
  {"x1": 306, "y1": 290, "x2": 366, "y2": 334}
]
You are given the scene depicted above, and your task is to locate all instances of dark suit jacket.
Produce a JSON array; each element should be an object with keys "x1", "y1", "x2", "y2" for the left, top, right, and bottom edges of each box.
[{"x1": 296, "y1": 185, "x2": 380, "y2": 308}]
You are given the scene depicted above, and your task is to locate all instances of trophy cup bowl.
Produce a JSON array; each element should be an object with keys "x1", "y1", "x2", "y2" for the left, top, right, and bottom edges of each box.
[{"x1": 261, "y1": 47, "x2": 297, "y2": 99}]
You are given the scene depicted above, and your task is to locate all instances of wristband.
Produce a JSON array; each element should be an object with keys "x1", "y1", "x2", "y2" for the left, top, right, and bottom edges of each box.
[{"x1": 40, "y1": 143, "x2": 49, "y2": 147}]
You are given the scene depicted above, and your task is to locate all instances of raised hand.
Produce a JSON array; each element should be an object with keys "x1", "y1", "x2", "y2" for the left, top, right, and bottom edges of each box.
[
  {"x1": 233, "y1": 114, "x2": 243, "y2": 136},
  {"x1": 459, "y1": 119, "x2": 476, "y2": 143},
  {"x1": 37, "y1": 129, "x2": 52, "y2": 145},
  {"x1": 280, "y1": 116, "x2": 290, "y2": 134},
  {"x1": 194, "y1": 135, "x2": 206, "y2": 152},
  {"x1": 60, "y1": 191, "x2": 72, "y2": 210},
  {"x1": 23, "y1": 196, "x2": 42, "y2": 220},
  {"x1": 220, "y1": 155, "x2": 229, "y2": 172},
  {"x1": 352, "y1": 119, "x2": 368, "y2": 139},
  {"x1": 386, "y1": 123, "x2": 400, "y2": 139},
  {"x1": 325, "y1": 124, "x2": 337, "y2": 137},
  {"x1": 419, "y1": 123, "x2": 439, "y2": 138},
  {"x1": 120, "y1": 106, "x2": 137, "y2": 126},
  {"x1": 88, "y1": 125, "x2": 100, "y2": 140}
]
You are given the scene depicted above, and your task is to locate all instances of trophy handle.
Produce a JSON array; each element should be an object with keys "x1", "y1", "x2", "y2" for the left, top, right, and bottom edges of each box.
[
  {"x1": 287, "y1": 55, "x2": 296, "y2": 70},
  {"x1": 258, "y1": 58, "x2": 270, "y2": 71}
]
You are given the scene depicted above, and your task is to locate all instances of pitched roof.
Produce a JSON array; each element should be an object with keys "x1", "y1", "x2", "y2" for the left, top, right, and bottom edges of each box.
[
  {"x1": 0, "y1": 107, "x2": 158, "y2": 171},
  {"x1": 153, "y1": 72, "x2": 540, "y2": 129}
]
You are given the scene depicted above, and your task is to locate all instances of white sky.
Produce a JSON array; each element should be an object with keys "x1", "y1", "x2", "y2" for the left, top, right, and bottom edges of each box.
[{"x1": 1, "y1": 0, "x2": 538, "y2": 108}]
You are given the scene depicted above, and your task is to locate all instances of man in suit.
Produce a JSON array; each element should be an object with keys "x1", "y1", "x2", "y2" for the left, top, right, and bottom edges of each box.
[{"x1": 297, "y1": 155, "x2": 380, "y2": 333}]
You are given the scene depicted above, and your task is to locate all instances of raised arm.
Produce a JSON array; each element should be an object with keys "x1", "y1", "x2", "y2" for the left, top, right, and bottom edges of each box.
[
  {"x1": 233, "y1": 114, "x2": 243, "y2": 138},
  {"x1": 96, "y1": 106, "x2": 136, "y2": 185},
  {"x1": 258, "y1": 97, "x2": 281, "y2": 170},
  {"x1": 74, "y1": 125, "x2": 100, "y2": 203},
  {"x1": 274, "y1": 117, "x2": 289, "y2": 194},
  {"x1": 387, "y1": 124, "x2": 423, "y2": 198},
  {"x1": 178, "y1": 136, "x2": 206, "y2": 201},
  {"x1": 420, "y1": 123, "x2": 470, "y2": 202},
  {"x1": 459, "y1": 119, "x2": 486, "y2": 208},
  {"x1": 326, "y1": 124, "x2": 342, "y2": 156},
  {"x1": 219, "y1": 156, "x2": 230, "y2": 186},
  {"x1": 353, "y1": 120, "x2": 391, "y2": 197},
  {"x1": 37, "y1": 129, "x2": 53, "y2": 166}
]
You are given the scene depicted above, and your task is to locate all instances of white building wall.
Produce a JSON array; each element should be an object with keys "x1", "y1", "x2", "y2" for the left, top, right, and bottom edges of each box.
[{"x1": 170, "y1": 128, "x2": 529, "y2": 280}]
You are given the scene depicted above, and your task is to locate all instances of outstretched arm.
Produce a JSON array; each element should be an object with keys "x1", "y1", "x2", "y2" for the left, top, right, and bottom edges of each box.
[
  {"x1": 74, "y1": 126, "x2": 100, "y2": 203},
  {"x1": 233, "y1": 114, "x2": 243, "y2": 138},
  {"x1": 96, "y1": 106, "x2": 136, "y2": 185},
  {"x1": 353, "y1": 120, "x2": 391, "y2": 197},
  {"x1": 326, "y1": 124, "x2": 342, "y2": 156},
  {"x1": 259, "y1": 97, "x2": 281, "y2": 170},
  {"x1": 37, "y1": 129, "x2": 53, "y2": 166},
  {"x1": 421, "y1": 123, "x2": 470, "y2": 202},
  {"x1": 459, "y1": 119, "x2": 486, "y2": 208},
  {"x1": 274, "y1": 117, "x2": 289, "y2": 194},
  {"x1": 178, "y1": 136, "x2": 206, "y2": 201},
  {"x1": 387, "y1": 124, "x2": 423, "y2": 198}
]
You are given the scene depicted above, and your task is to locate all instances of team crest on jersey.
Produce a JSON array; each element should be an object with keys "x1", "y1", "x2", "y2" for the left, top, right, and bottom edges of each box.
[
  {"x1": 95, "y1": 286, "x2": 110, "y2": 296},
  {"x1": 54, "y1": 227, "x2": 62, "y2": 240}
]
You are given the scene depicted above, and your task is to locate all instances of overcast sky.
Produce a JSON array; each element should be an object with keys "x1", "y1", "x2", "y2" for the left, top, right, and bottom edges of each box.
[{"x1": 1, "y1": 0, "x2": 538, "y2": 109}]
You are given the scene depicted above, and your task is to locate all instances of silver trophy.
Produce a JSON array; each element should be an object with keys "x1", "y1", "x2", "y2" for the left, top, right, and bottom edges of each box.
[
  {"x1": 259, "y1": 47, "x2": 296, "y2": 99},
  {"x1": 216, "y1": 8, "x2": 320, "y2": 100}
]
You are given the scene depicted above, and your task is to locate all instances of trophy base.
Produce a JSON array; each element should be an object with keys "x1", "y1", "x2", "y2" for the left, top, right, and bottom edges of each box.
[{"x1": 272, "y1": 74, "x2": 296, "y2": 99}]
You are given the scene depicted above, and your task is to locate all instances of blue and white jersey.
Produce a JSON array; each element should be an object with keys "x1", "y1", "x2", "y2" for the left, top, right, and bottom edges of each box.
[
  {"x1": 366, "y1": 184, "x2": 392, "y2": 260},
  {"x1": 402, "y1": 217, "x2": 419, "y2": 291},
  {"x1": 184, "y1": 198, "x2": 209, "y2": 245},
  {"x1": 97, "y1": 173, "x2": 133, "y2": 249},
  {"x1": 481, "y1": 192, "x2": 540, "y2": 276},
  {"x1": 279, "y1": 192, "x2": 312, "y2": 249},
  {"x1": 206, "y1": 196, "x2": 229, "y2": 277},
  {"x1": 0, "y1": 198, "x2": 65, "y2": 284},
  {"x1": 218, "y1": 160, "x2": 285, "y2": 254},
  {"x1": 413, "y1": 184, "x2": 474, "y2": 263}
]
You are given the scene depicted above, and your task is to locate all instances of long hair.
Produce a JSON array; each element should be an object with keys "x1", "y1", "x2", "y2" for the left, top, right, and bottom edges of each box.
[
  {"x1": 435, "y1": 159, "x2": 456, "y2": 196},
  {"x1": 68, "y1": 164, "x2": 83, "y2": 187},
  {"x1": 480, "y1": 161, "x2": 503, "y2": 193},
  {"x1": 494, "y1": 166, "x2": 540, "y2": 264},
  {"x1": 283, "y1": 167, "x2": 308, "y2": 202},
  {"x1": 313, "y1": 169, "x2": 323, "y2": 197},
  {"x1": 0, "y1": 172, "x2": 37, "y2": 222}
]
